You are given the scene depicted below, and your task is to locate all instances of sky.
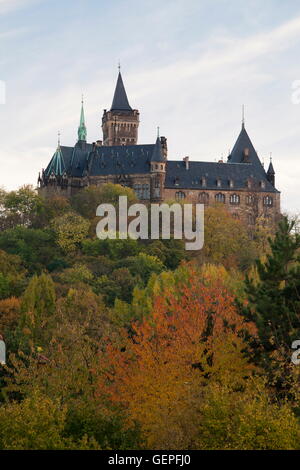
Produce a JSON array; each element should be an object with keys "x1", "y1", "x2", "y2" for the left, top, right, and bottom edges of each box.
[{"x1": 0, "y1": 0, "x2": 299, "y2": 214}]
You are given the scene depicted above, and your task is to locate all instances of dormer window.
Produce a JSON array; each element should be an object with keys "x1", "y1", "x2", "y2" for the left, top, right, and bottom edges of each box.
[
  {"x1": 201, "y1": 177, "x2": 207, "y2": 187},
  {"x1": 260, "y1": 181, "x2": 266, "y2": 189},
  {"x1": 229, "y1": 179, "x2": 234, "y2": 188},
  {"x1": 174, "y1": 177, "x2": 180, "y2": 186},
  {"x1": 246, "y1": 179, "x2": 252, "y2": 189},
  {"x1": 243, "y1": 148, "x2": 250, "y2": 163},
  {"x1": 216, "y1": 178, "x2": 222, "y2": 188}
]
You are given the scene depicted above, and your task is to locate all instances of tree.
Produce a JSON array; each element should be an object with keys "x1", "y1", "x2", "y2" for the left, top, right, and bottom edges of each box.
[
  {"x1": 51, "y1": 212, "x2": 90, "y2": 253},
  {"x1": 0, "y1": 250, "x2": 27, "y2": 299},
  {"x1": 0, "y1": 185, "x2": 43, "y2": 229},
  {"x1": 195, "y1": 379, "x2": 300, "y2": 450},
  {"x1": 71, "y1": 184, "x2": 137, "y2": 219},
  {"x1": 0, "y1": 392, "x2": 99, "y2": 450},
  {"x1": 20, "y1": 273, "x2": 56, "y2": 348},
  {"x1": 0, "y1": 226, "x2": 60, "y2": 273},
  {"x1": 100, "y1": 267, "x2": 256, "y2": 448},
  {"x1": 242, "y1": 216, "x2": 300, "y2": 393},
  {"x1": 0, "y1": 297, "x2": 21, "y2": 336},
  {"x1": 201, "y1": 205, "x2": 256, "y2": 270}
]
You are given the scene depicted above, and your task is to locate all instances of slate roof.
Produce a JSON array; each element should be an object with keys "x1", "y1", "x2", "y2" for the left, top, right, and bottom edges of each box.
[
  {"x1": 111, "y1": 72, "x2": 132, "y2": 111},
  {"x1": 45, "y1": 142, "x2": 155, "y2": 178},
  {"x1": 151, "y1": 137, "x2": 165, "y2": 162},
  {"x1": 44, "y1": 125, "x2": 278, "y2": 193},
  {"x1": 165, "y1": 160, "x2": 278, "y2": 192},
  {"x1": 267, "y1": 160, "x2": 275, "y2": 175},
  {"x1": 45, "y1": 146, "x2": 66, "y2": 176},
  {"x1": 229, "y1": 124, "x2": 266, "y2": 176}
]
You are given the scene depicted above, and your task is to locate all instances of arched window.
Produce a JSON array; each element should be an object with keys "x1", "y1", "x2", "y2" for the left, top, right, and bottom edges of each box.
[
  {"x1": 199, "y1": 192, "x2": 209, "y2": 204},
  {"x1": 246, "y1": 195, "x2": 254, "y2": 205},
  {"x1": 229, "y1": 194, "x2": 240, "y2": 205},
  {"x1": 263, "y1": 196, "x2": 273, "y2": 206},
  {"x1": 215, "y1": 193, "x2": 225, "y2": 203},
  {"x1": 175, "y1": 191, "x2": 186, "y2": 201},
  {"x1": 232, "y1": 213, "x2": 240, "y2": 219}
]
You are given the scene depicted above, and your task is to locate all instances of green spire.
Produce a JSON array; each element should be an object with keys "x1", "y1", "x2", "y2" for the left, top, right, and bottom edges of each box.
[
  {"x1": 45, "y1": 131, "x2": 66, "y2": 177},
  {"x1": 78, "y1": 96, "x2": 87, "y2": 142}
]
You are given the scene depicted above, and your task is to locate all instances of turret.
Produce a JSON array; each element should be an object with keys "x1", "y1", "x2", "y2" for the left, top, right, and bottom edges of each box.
[
  {"x1": 102, "y1": 67, "x2": 139, "y2": 146},
  {"x1": 150, "y1": 132, "x2": 166, "y2": 201},
  {"x1": 267, "y1": 157, "x2": 275, "y2": 186}
]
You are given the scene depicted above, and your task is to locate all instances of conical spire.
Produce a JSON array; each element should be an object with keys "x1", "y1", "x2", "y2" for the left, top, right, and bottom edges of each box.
[
  {"x1": 78, "y1": 97, "x2": 87, "y2": 141},
  {"x1": 45, "y1": 132, "x2": 66, "y2": 177},
  {"x1": 267, "y1": 156, "x2": 275, "y2": 175},
  {"x1": 151, "y1": 135, "x2": 164, "y2": 162},
  {"x1": 111, "y1": 71, "x2": 132, "y2": 111},
  {"x1": 229, "y1": 124, "x2": 265, "y2": 174}
]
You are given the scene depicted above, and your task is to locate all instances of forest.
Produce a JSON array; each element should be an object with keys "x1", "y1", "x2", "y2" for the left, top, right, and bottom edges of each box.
[{"x1": 0, "y1": 183, "x2": 299, "y2": 450}]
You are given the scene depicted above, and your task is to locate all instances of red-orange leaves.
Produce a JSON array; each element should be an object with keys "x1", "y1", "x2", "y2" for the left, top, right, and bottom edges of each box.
[{"x1": 99, "y1": 267, "x2": 256, "y2": 448}]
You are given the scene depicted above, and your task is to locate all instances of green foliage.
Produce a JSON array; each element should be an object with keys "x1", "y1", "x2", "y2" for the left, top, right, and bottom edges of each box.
[
  {"x1": 51, "y1": 211, "x2": 90, "y2": 253},
  {"x1": 242, "y1": 216, "x2": 300, "y2": 390},
  {"x1": 71, "y1": 183, "x2": 137, "y2": 219},
  {"x1": 0, "y1": 183, "x2": 298, "y2": 450},
  {"x1": 0, "y1": 392, "x2": 99, "y2": 450},
  {"x1": 0, "y1": 185, "x2": 43, "y2": 229},
  {"x1": 20, "y1": 273, "x2": 56, "y2": 348},
  {"x1": 196, "y1": 381, "x2": 300, "y2": 450},
  {"x1": 0, "y1": 226, "x2": 60, "y2": 273},
  {"x1": 115, "y1": 252, "x2": 165, "y2": 285}
]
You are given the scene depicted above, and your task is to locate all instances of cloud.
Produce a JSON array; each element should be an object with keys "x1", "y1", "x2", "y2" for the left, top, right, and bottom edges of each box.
[
  {"x1": 0, "y1": 3, "x2": 299, "y2": 214},
  {"x1": 0, "y1": 0, "x2": 39, "y2": 15}
]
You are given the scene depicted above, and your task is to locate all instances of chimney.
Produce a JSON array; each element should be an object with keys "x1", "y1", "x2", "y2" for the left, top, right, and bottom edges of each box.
[{"x1": 183, "y1": 156, "x2": 189, "y2": 170}]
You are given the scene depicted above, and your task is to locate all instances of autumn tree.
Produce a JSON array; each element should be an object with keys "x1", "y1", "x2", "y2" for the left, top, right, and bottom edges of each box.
[
  {"x1": 100, "y1": 267, "x2": 256, "y2": 449},
  {"x1": 200, "y1": 204, "x2": 257, "y2": 270},
  {"x1": 51, "y1": 212, "x2": 90, "y2": 253}
]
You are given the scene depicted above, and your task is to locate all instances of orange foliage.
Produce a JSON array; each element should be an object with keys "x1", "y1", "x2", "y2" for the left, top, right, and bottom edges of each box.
[
  {"x1": 98, "y1": 268, "x2": 256, "y2": 448},
  {"x1": 0, "y1": 297, "x2": 21, "y2": 335}
]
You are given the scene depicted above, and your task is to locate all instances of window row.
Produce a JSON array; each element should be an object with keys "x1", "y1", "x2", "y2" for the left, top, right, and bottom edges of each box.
[
  {"x1": 133, "y1": 183, "x2": 150, "y2": 200},
  {"x1": 174, "y1": 178, "x2": 268, "y2": 189},
  {"x1": 175, "y1": 192, "x2": 274, "y2": 206}
]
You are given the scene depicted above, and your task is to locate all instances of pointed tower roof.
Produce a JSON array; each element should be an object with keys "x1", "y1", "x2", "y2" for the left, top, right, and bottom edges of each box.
[
  {"x1": 45, "y1": 134, "x2": 66, "y2": 176},
  {"x1": 111, "y1": 71, "x2": 132, "y2": 111},
  {"x1": 151, "y1": 136, "x2": 164, "y2": 162},
  {"x1": 78, "y1": 98, "x2": 87, "y2": 141},
  {"x1": 267, "y1": 158, "x2": 275, "y2": 175},
  {"x1": 229, "y1": 124, "x2": 265, "y2": 174}
]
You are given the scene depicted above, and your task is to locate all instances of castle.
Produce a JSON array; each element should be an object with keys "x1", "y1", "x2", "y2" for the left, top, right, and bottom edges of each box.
[{"x1": 38, "y1": 69, "x2": 280, "y2": 226}]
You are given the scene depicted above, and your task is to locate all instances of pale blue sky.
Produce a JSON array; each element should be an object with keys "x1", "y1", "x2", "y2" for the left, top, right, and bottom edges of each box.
[{"x1": 0, "y1": 0, "x2": 300, "y2": 213}]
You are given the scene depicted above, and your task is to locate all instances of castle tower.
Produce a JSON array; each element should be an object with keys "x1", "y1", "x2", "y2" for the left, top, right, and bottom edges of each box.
[
  {"x1": 102, "y1": 68, "x2": 139, "y2": 146},
  {"x1": 150, "y1": 133, "x2": 166, "y2": 202}
]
